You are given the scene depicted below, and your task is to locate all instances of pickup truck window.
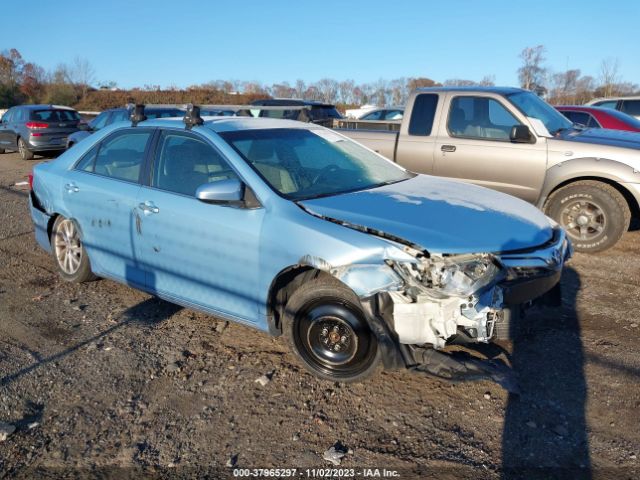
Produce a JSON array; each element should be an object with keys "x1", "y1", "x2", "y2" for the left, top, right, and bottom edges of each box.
[
  {"x1": 408, "y1": 94, "x2": 438, "y2": 136},
  {"x1": 507, "y1": 91, "x2": 572, "y2": 135},
  {"x1": 220, "y1": 128, "x2": 412, "y2": 200},
  {"x1": 448, "y1": 96, "x2": 519, "y2": 140}
]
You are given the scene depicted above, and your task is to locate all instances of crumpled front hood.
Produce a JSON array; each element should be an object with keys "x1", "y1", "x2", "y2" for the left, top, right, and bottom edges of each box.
[
  {"x1": 561, "y1": 127, "x2": 640, "y2": 150},
  {"x1": 299, "y1": 175, "x2": 553, "y2": 254}
]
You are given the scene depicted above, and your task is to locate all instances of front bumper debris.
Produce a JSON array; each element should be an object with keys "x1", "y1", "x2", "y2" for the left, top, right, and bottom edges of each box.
[{"x1": 386, "y1": 227, "x2": 571, "y2": 349}]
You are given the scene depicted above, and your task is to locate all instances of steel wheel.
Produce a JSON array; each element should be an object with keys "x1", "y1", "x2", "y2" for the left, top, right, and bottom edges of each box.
[
  {"x1": 561, "y1": 199, "x2": 606, "y2": 242},
  {"x1": 292, "y1": 300, "x2": 377, "y2": 380},
  {"x1": 54, "y1": 219, "x2": 83, "y2": 275}
]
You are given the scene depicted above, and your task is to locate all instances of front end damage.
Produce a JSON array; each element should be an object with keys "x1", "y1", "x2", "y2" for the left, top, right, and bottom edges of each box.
[{"x1": 324, "y1": 227, "x2": 572, "y2": 390}]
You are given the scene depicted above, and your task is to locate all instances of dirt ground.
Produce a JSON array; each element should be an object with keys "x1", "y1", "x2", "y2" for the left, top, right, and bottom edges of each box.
[{"x1": 0, "y1": 151, "x2": 638, "y2": 480}]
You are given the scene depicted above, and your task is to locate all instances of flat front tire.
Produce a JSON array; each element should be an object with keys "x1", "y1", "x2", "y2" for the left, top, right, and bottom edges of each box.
[
  {"x1": 283, "y1": 273, "x2": 380, "y2": 382},
  {"x1": 18, "y1": 138, "x2": 34, "y2": 160},
  {"x1": 51, "y1": 216, "x2": 96, "y2": 283},
  {"x1": 545, "y1": 180, "x2": 630, "y2": 253}
]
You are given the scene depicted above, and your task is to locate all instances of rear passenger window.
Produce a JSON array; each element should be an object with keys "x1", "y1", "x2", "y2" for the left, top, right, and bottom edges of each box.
[
  {"x1": 408, "y1": 94, "x2": 438, "y2": 136},
  {"x1": 152, "y1": 131, "x2": 238, "y2": 196},
  {"x1": 92, "y1": 130, "x2": 152, "y2": 183},
  {"x1": 75, "y1": 143, "x2": 100, "y2": 172}
]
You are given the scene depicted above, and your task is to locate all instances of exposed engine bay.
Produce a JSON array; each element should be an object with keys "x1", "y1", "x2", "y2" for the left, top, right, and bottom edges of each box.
[{"x1": 386, "y1": 252, "x2": 506, "y2": 348}]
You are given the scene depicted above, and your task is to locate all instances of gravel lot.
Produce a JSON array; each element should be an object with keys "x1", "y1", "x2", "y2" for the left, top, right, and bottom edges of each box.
[{"x1": 0, "y1": 151, "x2": 638, "y2": 479}]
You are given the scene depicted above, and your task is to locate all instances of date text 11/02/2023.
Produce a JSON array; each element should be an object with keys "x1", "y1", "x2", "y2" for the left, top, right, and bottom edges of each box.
[{"x1": 232, "y1": 468, "x2": 401, "y2": 477}]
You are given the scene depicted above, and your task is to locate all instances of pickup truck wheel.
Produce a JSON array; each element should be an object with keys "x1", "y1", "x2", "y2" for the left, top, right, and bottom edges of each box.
[
  {"x1": 51, "y1": 216, "x2": 96, "y2": 283},
  {"x1": 283, "y1": 274, "x2": 380, "y2": 382},
  {"x1": 545, "y1": 181, "x2": 630, "y2": 253},
  {"x1": 18, "y1": 138, "x2": 34, "y2": 160}
]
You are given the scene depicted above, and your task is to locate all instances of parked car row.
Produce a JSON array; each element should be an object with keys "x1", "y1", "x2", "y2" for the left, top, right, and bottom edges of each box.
[
  {"x1": 67, "y1": 106, "x2": 185, "y2": 148},
  {"x1": 5, "y1": 91, "x2": 640, "y2": 256}
]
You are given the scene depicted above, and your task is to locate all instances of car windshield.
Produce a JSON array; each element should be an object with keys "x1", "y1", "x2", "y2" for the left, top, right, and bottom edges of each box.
[
  {"x1": 219, "y1": 128, "x2": 413, "y2": 201},
  {"x1": 507, "y1": 91, "x2": 572, "y2": 135}
]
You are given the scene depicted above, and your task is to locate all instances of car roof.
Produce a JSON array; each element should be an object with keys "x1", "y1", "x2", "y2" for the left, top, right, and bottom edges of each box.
[
  {"x1": 416, "y1": 86, "x2": 526, "y2": 95},
  {"x1": 556, "y1": 105, "x2": 611, "y2": 112},
  {"x1": 136, "y1": 116, "x2": 316, "y2": 133},
  {"x1": 250, "y1": 98, "x2": 335, "y2": 107},
  {"x1": 105, "y1": 106, "x2": 184, "y2": 112},
  {"x1": 587, "y1": 96, "x2": 640, "y2": 104},
  {"x1": 18, "y1": 104, "x2": 77, "y2": 111}
]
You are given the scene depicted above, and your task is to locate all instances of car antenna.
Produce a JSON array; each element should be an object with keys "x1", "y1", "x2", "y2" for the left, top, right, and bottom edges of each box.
[
  {"x1": 130, "y1": 104, "x2": 147, "y2": 127},
  {"x1": 184, "y1": 104, "x2": 204, "y2": 130}
]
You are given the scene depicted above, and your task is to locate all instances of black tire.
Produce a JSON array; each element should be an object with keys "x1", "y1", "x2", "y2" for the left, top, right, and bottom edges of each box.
[
  {"x1": 0, "y1": 148, "x2": 5, "y2": 154},
  {"x1": 66, "y1": 142, "x2": 75, "y2": 150},
  {"x1": 545, "y1": 180, "x2": 630, "y2": 253},
  {"x1": 18, "y1": 137, "x2": 34, "y2": 160},
  {"x1": 51, "y1": 216, "x2": 96, "y2": 283},
  {"x1": 283, "y1": 273, "x2": 380, "y2": 382}
]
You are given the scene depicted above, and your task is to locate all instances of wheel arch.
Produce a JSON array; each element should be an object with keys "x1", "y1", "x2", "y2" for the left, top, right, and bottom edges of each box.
[
  {"x1": 266, "y1": 265, "x2": 328, "y2": 336},
  {"x1": 541, "y1": 175, "x2": 640, "y2": 219}
]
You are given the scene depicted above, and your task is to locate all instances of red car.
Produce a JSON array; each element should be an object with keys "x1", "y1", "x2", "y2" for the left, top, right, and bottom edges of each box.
[{"x1": 556, "y1": 105, "x2": 640, "y2": 132}]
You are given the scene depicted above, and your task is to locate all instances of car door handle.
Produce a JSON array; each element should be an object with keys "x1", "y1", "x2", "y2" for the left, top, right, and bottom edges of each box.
[
  {"x1": 64, "y1": 183, "x2": 79, "y2": 193},
  {"x1": 138, "y1": 201, "x2": 159, "y2": 215},
  {"x1": 441, "y1": 145, "x2": 456, "y2": 152}
]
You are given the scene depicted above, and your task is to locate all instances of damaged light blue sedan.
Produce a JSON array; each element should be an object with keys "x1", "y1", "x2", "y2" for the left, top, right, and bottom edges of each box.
[{"x1": 29, "y1": 107, "x2": 571, "y2": 382}]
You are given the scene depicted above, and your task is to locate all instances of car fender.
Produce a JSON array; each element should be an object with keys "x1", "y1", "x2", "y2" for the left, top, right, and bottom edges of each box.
[{"x1": 537, "y1": 157, "x2": 640, "y2": 208}]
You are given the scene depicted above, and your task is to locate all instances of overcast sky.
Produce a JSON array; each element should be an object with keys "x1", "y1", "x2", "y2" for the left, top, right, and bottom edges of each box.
[{"x1": 4, "y1": 0, "x2": 639, "y2": 89}]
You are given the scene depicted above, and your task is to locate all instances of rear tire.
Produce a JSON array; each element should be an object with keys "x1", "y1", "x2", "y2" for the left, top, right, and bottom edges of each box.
[
  {"x1": 545, "y1": 180, "x2": 630, "y2": 253},
  {"x1": 51, "y1": 216, "x2": 96, "y2": 283},
  {"x1": 18, "y1": 138, "x2": 34, "y2": 160},
  {"x1": 283, "y1": 273, "x2": 380, "y2": 382},
  {"x1": 0, "y1": 148, "x2": 5, "y2": 154}
]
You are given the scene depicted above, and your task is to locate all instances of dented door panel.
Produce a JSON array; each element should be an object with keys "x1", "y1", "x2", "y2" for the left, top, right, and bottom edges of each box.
[
  {"x1": 134, "y1": 186, "x2": 265, "y2": 324},
  {"x1": 61, "y1": 170, "x2": 144, "y2": 286}
]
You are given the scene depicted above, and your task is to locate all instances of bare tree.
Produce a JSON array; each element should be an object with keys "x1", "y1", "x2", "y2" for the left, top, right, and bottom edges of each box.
[
  {"x1": 71, "y1": 56, "x2": 95, "y2": 98},
  {"x1": 271, "y1": 81, "x2": 294, "y2": 98},
  {"x1": 518, "y1": 45, "x2": 547, "y2": 91},
  {"x1": 599, "y1": 58, "x2": 620, "y2": 98},
  {"x1": 316, "y1": 78, "x2": 339, "y2": 104},
  {"x1": 294, "y1": 79, "x2": 306, "y2": 99},
  {"x1": 338, "y1": 79, "x2": 355, "y2": 104},
  {"x1": 479, "y1": 75, "x2": 495, "y2": 86}
]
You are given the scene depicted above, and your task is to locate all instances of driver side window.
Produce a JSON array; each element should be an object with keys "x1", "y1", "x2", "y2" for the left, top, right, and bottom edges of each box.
[
  {"x1": 448, "y1": 96, "x2": 521, "y2": 141},
  {"x1": 152, "y1": 131, "x2": 239, "y2": 197}
]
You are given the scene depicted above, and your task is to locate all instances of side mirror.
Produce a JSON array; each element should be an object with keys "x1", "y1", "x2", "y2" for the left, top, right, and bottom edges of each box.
[
  {"x1": 510, "y1": 125, "x2": 533, "y2": 143},
  {"x1": 196, "y1": 179, "x2": 244, "y2": 205}
]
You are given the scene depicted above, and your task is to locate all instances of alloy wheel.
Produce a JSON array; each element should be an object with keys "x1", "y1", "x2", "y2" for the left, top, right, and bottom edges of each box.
[{"x1": 54, "y1": 219, "x2": 83, "y2": 275}]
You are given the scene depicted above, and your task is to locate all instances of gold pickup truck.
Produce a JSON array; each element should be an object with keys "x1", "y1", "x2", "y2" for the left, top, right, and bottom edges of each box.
[{"x1": 336, "y1": 87, "x2": 640, "y2": 253}]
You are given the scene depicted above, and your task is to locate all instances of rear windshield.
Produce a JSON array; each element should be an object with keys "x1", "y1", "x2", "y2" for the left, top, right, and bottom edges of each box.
[{"x1": 30, "y1": 109, "x2": 80, "y2": 122}]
